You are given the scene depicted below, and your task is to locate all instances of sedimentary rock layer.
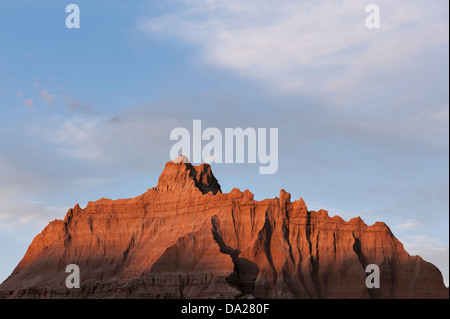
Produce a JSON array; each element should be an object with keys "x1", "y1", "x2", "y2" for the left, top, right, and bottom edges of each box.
[{"x1": 0, "y1": 158, "x2": 447, "y2": 298}]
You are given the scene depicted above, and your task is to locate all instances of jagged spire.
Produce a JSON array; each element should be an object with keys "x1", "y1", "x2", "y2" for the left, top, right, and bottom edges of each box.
[{"x1": 157, "y1": 155, "x2": 221, "y2": 195}]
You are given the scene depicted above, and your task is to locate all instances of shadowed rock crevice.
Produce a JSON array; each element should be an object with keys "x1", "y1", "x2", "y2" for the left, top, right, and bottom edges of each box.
[
  {"x1": 352, "y1": 233, "x2": 367, "y2": 269},
  {"x1": 305, "y1": 211, "x2": 312, "y2": 254},
  {"x1": 157, "y1": 156, "x2": 221, "y2": 195},
  {"x1": 187, "y1": 163, "x2": 222, "y2": 195},
  {"x1": 280, "y1": 200, "x2": 295, "y2": 265},
  {"x1": 352, "y1": 232, "x2": 374, "y2": 299},
  {"x1": 256, "y1": 211, "x2": 276, "y2": 276},
  {"x1": 211, "y1": 215, "x2": 259, "y2": 295},
  {"x1": 309, "y1": 231, "x2": 321, "y2": 298}
]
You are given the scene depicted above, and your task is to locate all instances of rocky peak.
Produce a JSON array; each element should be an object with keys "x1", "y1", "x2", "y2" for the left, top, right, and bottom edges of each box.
[{"x1": 156, "y1": 155, "x2": 221, "y2": 195}]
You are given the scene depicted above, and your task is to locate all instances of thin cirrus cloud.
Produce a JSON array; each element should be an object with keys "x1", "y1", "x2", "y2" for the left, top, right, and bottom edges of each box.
[
  {"x1": 40, "y1": 89, "x2": 56, "y2": 106},
  {"x1": 137, "y1": 0, "x2": 449, "y2": 157},
  {"x1": 22, "y1": 82, "x2": 97, "y2": 114},
  {"x1": 398, "y1": 234, "x2": 449, "y2": 286},
  {"x1": 18, "y1": 89, "x2": 33, "y2": 109},
  {"x1": 33, "y1": 82, "x2": 58, "y2": 106},
  {"x1": 42, "y1": 112, "x2": 179, "y2": 165},
  {"x1": 138, "y1": 0, "x2": 448, "y2": 99},
  {"x1": 0, "y1": 201, "x2": 65, "y2": 233},
  {"x1": 23, "y1": 99, "x2": 33, "y2": 108},
  {"x1": 65, "y1": 100, "x2": 95, "y2": 114},
  {"x1": 392, "y1": 219, "x2": 421, "y2": 232}
]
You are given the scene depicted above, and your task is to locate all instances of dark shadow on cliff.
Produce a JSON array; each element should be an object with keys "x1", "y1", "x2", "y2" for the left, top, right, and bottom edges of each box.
[{"x1": 211, "y1": 215, "x2": 259, "y2": 295}]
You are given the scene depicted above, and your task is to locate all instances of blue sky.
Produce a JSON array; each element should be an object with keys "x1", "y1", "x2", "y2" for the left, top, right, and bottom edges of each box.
[{"x1": 0, "y1": 0, "x2": 448, "y2": 286}]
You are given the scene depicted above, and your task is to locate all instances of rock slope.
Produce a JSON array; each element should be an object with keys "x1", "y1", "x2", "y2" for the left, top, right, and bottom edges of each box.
[{"x1": 0, "y1": 157, "x2": 447, "y2": 298}]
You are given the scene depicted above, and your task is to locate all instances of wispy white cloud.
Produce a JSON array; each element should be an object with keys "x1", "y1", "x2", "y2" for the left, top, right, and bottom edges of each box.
[
  {"x1": 0, "y1": 155, "x2": 65, "y2": 233},
  {"x1": 23, "y1": 99, "x2": 33, "y2": 108},
  {"x1": 138, "y1": 0, "x2": 448, "y2": 98},
  {"x1": 398, "y1": 234, "x2": 449, "y2": 286},
  {"x1": 426, "y1": 106, "x2": 449, "y2": 124},
  {"x1": 40, "y1": 88, "x2": 57, "y2": 106},
  {"x1": 65, "y1": 98, "x2": 95, "y2": 114},
  {"x1": 137, "y1": 0, "x2": 449, "y2": 158},
  {"x1": 392, "y1": 219, "x2": 421, "y2": 232},
  {"x1": 42, "y1": 112, "x2": 179, "y2": 164},
  {"x1": 32, "y1": 82, "x2": 58, "y2": 106},
  {"x1": 46, "y1": 117, "x2": 109, "y2": 162},
  {"x1": 18, "y1": 89, "x2": 34, "y2": 109},
  {"x1": 0, "y1": 200, "x2": 66, "y2": 233}
]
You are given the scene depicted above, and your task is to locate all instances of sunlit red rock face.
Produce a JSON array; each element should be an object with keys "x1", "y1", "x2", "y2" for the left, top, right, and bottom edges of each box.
[{"x1": 0, "y1": 157, "x2": 448, "y2": 299}]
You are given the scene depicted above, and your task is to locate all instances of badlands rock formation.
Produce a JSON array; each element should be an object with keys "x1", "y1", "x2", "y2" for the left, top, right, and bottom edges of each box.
[{"x1": 0, "y1": 156, "x2": 448, "y2": 298}]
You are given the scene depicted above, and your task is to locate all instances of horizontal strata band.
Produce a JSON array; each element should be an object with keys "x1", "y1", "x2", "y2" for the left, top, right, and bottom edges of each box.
[{"x1": 0, "y1": 158, "x2": 447, "y2": 299}]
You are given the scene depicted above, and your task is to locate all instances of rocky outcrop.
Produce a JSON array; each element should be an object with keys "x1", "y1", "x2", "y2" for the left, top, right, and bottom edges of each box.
[
  {"x1": 0, "y1": 157, "x2": 447, "y2": 299},
  {"x1": 157, "y1": 155, "x2": 221, "y2": 195}
]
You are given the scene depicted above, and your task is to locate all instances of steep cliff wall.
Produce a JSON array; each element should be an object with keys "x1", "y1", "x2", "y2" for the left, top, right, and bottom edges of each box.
[{"x1": 0, "y1": 158, "x2": 447, "y2": 299}]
